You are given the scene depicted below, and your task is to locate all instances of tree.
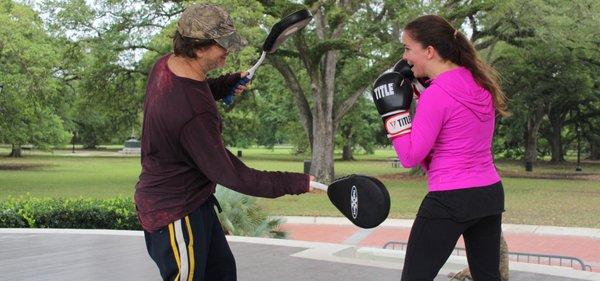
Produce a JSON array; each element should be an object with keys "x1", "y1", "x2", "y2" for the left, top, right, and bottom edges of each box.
[
  {"x1": 581, "y1": 98, "x2": 600, "y2": 160},
  {"x1": 256, "y1": 0, "x2": 552, "y2": 181},
  {"x1": 41, "y1": 0, "x2": 271, "y2": 148},
  {"x1": 452, "y1": 1, "x2": 599, "y2": 279},
  {"x1": 255, "y1": 1, "x2": 434, "y2": 181},
  {"x1": 39, "y1": 0, "x2": 189, "y2": 148},
  {"x1": 490, "y1": 0, "x2": 600, "y2": 167},
  {"x1": 0, "y1": 0, "x2": 70, "y2": 157}
]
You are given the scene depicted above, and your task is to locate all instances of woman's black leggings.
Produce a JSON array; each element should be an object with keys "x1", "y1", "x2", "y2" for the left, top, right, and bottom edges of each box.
[{"x1": 401, "y1": 214, "x2": 502, "y2": 281}]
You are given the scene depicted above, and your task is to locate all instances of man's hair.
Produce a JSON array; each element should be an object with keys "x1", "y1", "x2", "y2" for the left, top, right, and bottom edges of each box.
[{"x1": 172, "y1": 30, "x2": 216, "y2": 58}]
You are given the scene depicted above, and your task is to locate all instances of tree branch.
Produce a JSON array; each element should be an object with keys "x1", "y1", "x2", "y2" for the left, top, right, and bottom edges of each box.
[
  {"x1": 116, "y1": 44, "x2": 163, "y2": 54},
  {"x1": 333, "y1": 86, "x2": 367, "y2": 126},
  {"x1": 268, "y1": 55, "x2": 314, "y2": 144}
]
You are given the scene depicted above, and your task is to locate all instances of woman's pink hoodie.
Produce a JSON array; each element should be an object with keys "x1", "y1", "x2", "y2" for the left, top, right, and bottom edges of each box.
[{"x1": 392, "y1": 67, "x2": 500, "y2": 191}]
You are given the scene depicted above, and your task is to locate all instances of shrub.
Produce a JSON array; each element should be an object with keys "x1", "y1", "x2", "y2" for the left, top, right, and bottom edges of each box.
[
  {"x1": 0, "y1": 190, "x2": 286, "y2": 238},
  {"x1": 0, "y1": 196, "x2": 141, "y2": 230},
  {"x1": 0, "y1": 209, "x2": 28, "y2": 227},
  {"x1": 214, "y1": 186, "x2": 286, "y2": 238}
]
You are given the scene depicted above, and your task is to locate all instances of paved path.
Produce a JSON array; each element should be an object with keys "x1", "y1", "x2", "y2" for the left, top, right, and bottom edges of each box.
[
  {"x1": 2, "y1": 228, "x2": 600, "y2": 281},
  {"x1": 278, "y1": 216, "x2": 600, "y2": 273}
]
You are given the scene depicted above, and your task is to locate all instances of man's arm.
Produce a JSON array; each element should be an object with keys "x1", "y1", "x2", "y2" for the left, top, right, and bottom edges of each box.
[
  {"x1": 207, "y1": 73, "x2": 241, "y2": 101},
  {"x1": 180, "y1": 112, "x2": 309, "y2": 197}
]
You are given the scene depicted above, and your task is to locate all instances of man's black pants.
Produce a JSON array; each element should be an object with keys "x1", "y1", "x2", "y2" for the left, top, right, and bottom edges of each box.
[
  {"x1": 401, "y1": 214, "x2": 502, "y2": 281},
  {"x1": 144, "y1": 198, "x2": 236, "y2": 281}
]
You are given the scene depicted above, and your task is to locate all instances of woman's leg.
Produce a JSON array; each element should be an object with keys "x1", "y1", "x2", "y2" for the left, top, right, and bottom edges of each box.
[
  {"x1": 463, "y1": 214, "x2": 502, "y2": 281},
  {"x1": 401, "y1": 216, "x2": 467, "y2": 281}
]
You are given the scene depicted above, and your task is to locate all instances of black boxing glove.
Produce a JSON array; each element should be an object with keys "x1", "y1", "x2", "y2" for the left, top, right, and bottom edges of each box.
[
  {"x1": 393, "y1": 59, "x2": 430, "y2": 99},
  {"x1": 372, "y1": 72, "x2": 413, "y2": 138}
]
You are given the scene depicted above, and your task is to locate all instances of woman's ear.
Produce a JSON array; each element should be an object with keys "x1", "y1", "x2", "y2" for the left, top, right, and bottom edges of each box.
[{"x1": 425, "y1": 46, "x2": 436, "y2": 60}]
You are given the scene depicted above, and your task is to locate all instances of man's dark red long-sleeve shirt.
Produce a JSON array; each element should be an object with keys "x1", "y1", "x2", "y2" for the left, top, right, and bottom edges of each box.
[{"x1": 135, "y1": 54, "x2": 309, "y2": 232}]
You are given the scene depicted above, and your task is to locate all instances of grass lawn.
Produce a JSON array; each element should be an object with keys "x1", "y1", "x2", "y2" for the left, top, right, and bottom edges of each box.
[{"x1": 1, "y1": 146, "x2": 599, "y2": 228}]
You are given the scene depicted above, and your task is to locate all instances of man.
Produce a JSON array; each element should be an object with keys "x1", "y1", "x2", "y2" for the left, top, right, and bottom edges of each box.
[{"x1": 134, "y1": 4, "x2": 313, "y2": 280}]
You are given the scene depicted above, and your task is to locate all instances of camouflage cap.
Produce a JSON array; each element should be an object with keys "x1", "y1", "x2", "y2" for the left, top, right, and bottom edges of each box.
[{"x1": 177, "y1": 4, "x2": 246, "y2": 52}]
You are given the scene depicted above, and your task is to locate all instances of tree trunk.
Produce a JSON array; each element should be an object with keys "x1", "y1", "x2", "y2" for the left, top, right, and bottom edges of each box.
[
  {"x1": 342, "y1": 145, "x2": 353, "y2": 160},
  {"x1": 265, "y1": 2, "x2": 401, "y2": 182},
  {"x1": 499, "y1": 232, "x2": 509, "y2": 281},
  {"x1": 547, "y1": 110, "x2": 566, "y2": 163},
  {"x1": 311, "y1": 119, "x2": 335, "y2": 182},
  {"x1": 8, "y1": 144, "x2": 22, "y2": 157},
  {"x1": 83, "y1": 134, "x2": 97, "y2": 149},
  {"x1": 341, "y1": 123, "x2": 354, "y2": 161},
  {"x1": 548, "y1": 128, "x2": 564, "y2": 163},
  {"x1": 589, "y1": 136, "x2": 600, "y2": 160},
  {"x1": 524, "y1": 107, "x2": 545, "y2": 170}
]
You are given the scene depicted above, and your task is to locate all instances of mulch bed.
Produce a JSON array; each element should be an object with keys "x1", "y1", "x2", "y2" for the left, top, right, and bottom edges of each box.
[
  {"x1": 378, "y1": 173, "x2": 426, "y2": 181},
  {"x1": 497, "y1": 170, "x2": 600, "y2": 181},
  {"x1": 378, "y1": 170, "x2": 599, "y2": 181},
  {"x1": 0, "y1": 163, "x2": 47, "y2": 171}
]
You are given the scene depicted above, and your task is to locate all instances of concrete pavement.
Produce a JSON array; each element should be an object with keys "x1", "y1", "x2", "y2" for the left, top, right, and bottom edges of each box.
[{"x1": 2, "y1": 227, "x2": 600, "y2": 280}]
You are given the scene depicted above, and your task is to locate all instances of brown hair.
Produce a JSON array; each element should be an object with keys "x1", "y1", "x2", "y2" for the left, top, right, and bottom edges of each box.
[
  {"x1": 172, "y1": 30, "x2": 216, "y2": 59},
  {"x1": 404, "y1": 15, "x2": 510, "y2": 116}
]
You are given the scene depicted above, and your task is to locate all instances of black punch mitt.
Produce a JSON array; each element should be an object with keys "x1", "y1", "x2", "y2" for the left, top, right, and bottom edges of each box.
[{"x1": 327, "y1": 174, "x2": 390, "y2": 229}]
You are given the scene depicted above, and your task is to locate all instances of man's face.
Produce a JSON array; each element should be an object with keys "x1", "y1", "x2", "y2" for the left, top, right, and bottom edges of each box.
[
  {"x1": 199, "y1": 44, "x2": 229, "y2": 71},
  {"x1": 401, "y1": 31, "x2": 429, "y2": 78}
]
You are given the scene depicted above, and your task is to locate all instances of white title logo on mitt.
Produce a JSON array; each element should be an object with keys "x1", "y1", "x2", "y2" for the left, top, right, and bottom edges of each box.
[
  {"x1": 350, "y1": 185, "x2": 358, "y2": 219},
  {"x1": 385, "y1": 111, "x2": 412, "y2": 138},
  {"x1": 373, "y1": 82, "x2": 395, "y2": 100}
]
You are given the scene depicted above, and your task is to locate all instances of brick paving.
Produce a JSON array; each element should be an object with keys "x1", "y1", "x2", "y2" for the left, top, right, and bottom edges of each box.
[{"x1": 280, "y1": 222, "x2": 600, "y2": 272}]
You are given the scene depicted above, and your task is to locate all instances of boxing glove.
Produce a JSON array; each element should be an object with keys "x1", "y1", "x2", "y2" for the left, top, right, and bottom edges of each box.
[
  {"x1": 372, "y1": 72, "x2": 413, "y2": 138},
  {"x1": 393, "y1": 59, "x2": 430, "y2": 99}
]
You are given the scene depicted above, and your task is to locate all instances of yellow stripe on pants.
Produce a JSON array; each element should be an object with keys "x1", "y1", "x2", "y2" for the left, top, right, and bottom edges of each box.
[
  {"x1": 184, "y1": 216, "x2": 196, "y2": 281},
  {"x1": 168, "y1": 223, "x2": 181, "y2": 281}
]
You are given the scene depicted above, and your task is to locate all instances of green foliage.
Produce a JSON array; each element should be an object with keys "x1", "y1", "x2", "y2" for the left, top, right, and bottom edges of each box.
[
  {"x1": 1, "y1": 0, "x2": 598, "y2": 165},
  {"x1": 40, "y1": 0, "x2": 176, "y2": 148},
  {"x1": 0, "y1": 191, "x2": 286, "y2": 237},
  {"x1": 0, "y1": 0, "x2": 70, "y2": 150},
  {"x1": 2, "y1": 151, "x2": 600, "y2": 227},
  {"x1": 215, "y1": 186, "x2": 286, "y2": 238},
  {"x1": 220, "y1": 64, "x2": 310, "y2": 150},
  {"x1": 335, "y1": 95, "x2": 386, "y2": 156},
  {"x1": 0, "y1": 209, "x2": 28, "y2": 228},
  {"x1": 488, "y1": 0, "x2": 600, "y2": 161},
  {"x1": 0, "y1": 196, "x2": 141, "y2": 229}
]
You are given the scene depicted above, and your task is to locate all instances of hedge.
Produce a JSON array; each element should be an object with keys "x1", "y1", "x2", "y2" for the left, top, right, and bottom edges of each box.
[
  {"x1": 0, "y1": 189, "x2": 284, "y2": 238},
  {"x1": 0, "y1": 196, "x2": 141, "y2": 230}
]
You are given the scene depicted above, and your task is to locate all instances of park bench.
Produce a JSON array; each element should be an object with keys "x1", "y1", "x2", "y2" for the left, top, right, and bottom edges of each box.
[{"x1": 388, "y1": 158, "x2": 401, "y2": 168}]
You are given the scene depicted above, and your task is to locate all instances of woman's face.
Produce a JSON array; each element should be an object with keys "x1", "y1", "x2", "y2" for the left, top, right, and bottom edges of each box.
[{"x1": 401, "y1": 31, "x2": 429, "y2": 78}]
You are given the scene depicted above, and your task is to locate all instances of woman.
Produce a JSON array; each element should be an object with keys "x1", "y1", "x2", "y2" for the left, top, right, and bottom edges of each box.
[{"x1": 392, "y1": 15, "x2": 509, "y2": 281}]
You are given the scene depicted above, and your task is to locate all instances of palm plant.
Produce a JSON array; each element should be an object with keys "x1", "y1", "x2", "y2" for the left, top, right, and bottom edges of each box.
[{"x1": 214, "y1": 186, "x2": 286, "y2": 238}]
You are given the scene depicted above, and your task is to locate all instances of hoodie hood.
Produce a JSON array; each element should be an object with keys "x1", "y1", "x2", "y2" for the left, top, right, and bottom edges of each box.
[{"x1": 430, "y1": 67, "x2": 494, "y2": 122}]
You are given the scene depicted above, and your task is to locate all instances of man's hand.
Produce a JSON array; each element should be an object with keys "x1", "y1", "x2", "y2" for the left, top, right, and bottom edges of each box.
[
  {"x1": 308, "y1": 175, "x2": 316, "y2": 192},
  {"x1": 233, "y1": 71, "x2": 249, "y2": 96}
]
